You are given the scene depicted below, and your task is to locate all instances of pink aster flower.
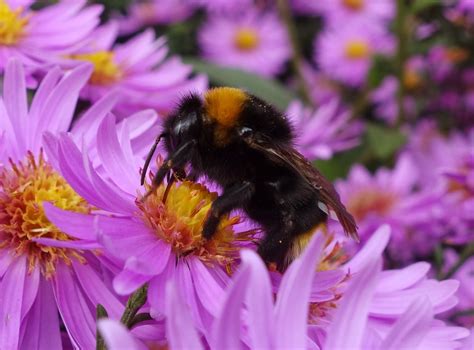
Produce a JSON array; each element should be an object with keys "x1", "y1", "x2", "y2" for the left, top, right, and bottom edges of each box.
[
  {"x1": 65, "y1": 22, "x2": 207, "y2": 116},
  {"x1": 334, "y1": 154, "x2": 440, "y2": 262},
  {"x1": 44, "y1": 114, "x2": 257, "y2": 341},
  {"x1": 407, "y1": 123, "x2": 474, "y2": 245},
  {"x1": 319, "y1": 0, "x2": 394, "y2": 25},
  {"x1": 116, "y1": 0, "x2": 196, "y2": 35},
  {"x1": 191, "y1": 0, "x2": 254, "y2": 13},
  {"x1": 370, "y1": 76, "x2": 417, "y2": 125},
  {"x1": 0, "y1": 59, "x2": 128, "y2": 348},
  {"x1": 286, "y1": 100, "x2": 364, "y2": 160},
  {"x1": 325, "y1": 226, "x2": 470, "y2": 349},
  {"x1": 98, "y1": 226, "x2": 470, "y2": 349},
  {"x1": 198, "y1": 10, "x2": 291, "y2": 77},
  {"x1": 315, "y1": 21, "x2": 394, "y2": 86},
  {"x1": 0, "y1": 0, "x2": 101, "y2": 81}
]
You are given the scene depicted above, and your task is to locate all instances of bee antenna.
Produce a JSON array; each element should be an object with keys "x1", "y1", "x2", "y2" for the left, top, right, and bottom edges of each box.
[{"x1": 141, "y1": 132, "x2": 167, "y2": 186}]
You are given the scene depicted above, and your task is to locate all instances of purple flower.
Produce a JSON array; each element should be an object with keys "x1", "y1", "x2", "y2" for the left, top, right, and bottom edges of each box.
[
  {"x1": 0, "y1": 0, "x2": 101, "y2": 81},
  {"x1": 66, "y1": 22, "x2": 207, "y2": 116},
  {"x1": 192, "y1": 0, "x2": 254, "y2": 13},
  {"x1": 286, "y1": 100, "x2": 364, "y2": 160},
  {"x1": 407, "y1": 123, "x2": 474, "y2": 245},
  {"x1": 44, "y1": 114, "x2": 257, "y2": 340},
  {"x1": 198, "y1": 10, "x2": 290, "y2": 77},
  {"x1": 99, "y1": 226, "x2": 470, "y2": 349},
  {"x1": 315, "y1": 21, "x2": 394, "y2": 86},
  {"x1": 116, "y1": 0, "x2": 196, "y2": 35},
  {"x1": 0, "y1": 59, "x2": 126, "y2": 348},
  {"x1": 334, "y1": 154, "x2": 440, "y2": 262},
  {"x1": 319, "y1": 0, "x2": 394, "y2": 25},
  {"x1": 370, "y1": 76, "x2": 417, "y2": 125},
  {"x1": 325, "y1": 226, "x2": 469, "y2": 349}
]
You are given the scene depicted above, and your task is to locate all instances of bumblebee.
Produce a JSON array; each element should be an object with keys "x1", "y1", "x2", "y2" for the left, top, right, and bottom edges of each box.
[{"x1": 142, "y1": 87, "x2": 358, "y2": 269}]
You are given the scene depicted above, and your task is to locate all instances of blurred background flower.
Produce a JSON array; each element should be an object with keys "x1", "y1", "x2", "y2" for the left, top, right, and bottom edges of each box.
[{"x1": 0, "y1": 0, "x2": 473, "y2": 347}]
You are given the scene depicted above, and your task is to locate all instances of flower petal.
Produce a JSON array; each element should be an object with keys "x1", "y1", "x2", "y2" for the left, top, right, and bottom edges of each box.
[
  {"x1": 380, "y1": 297, "x2": 432, "y2": 350},
  {"x1": 240, "y1": 249, "x2": 274, "y2": 349},
  {"x1": 274, "y1": 232, "x2": 325, "y2": 348},
  {"x1": 72, "y1": 260, "x2": 124, "y2": 319},
  {"x1": 52, "y1": 262, "x2": 95, "y2": 349},
  {"x1": 19, "y1": 277, "x2": 62, "y2": 349},
  {"x1": 113, "y1": 265, "x2": 152, "y2": 296},
  {"x1": 325, "y1": 258, "x2": 382, "y2": 350},
  {"x1": 166, "y1": 282, "x2": 204, "y2": 350},
  {"x1": 345, "y1": 225, "x2": 390, "y2": 273},
  {"x1": 0, "y1": 255, "x2": 27, "y2": 349},
  {"x1": 4, "y1": 59, "x2": 28, "y2": 154},
  {"x1": 98, "y1": 319, "x2": 142, "y2": 350},
  {"x1": 211, "y1": 263, "x2": 250, "y2": 349}
]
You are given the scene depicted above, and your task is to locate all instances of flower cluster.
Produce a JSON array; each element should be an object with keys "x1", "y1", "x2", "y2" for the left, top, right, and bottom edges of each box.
[{"x1": 0, "y1": 0, "x2": 473, "y2": 349}]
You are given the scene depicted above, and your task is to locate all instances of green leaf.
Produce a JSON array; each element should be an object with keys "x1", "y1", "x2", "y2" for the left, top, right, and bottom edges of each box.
[
  {"x1": 412, "y1": 0, "x2": 441, "y2": 13},
  {"x1": 183, "y1": 58, "x2": 297, "y2": 110},
  {"x1": 366, "y1": 123, "x2": 406, "y2": 159},
  {"x1": 314, "y1": 146, "x2": 366, "y2": 181}
]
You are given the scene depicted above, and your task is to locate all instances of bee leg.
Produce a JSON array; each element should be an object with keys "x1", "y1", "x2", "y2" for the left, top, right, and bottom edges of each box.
[
  {"x1": 257, "y1": 223, "x2": 293, "y2": 268},
  {"x1": 143, "y1": 140, "x2": 196, "y2": 200},
  {"x1": 202, "y1": 181, "x2": 255, "y2": 240}
]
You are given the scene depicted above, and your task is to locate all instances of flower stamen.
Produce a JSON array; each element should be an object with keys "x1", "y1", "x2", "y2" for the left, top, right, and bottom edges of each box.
[
  {"x1": 0, "y1": 0, "x2": 28, "y2": 45},
  {"x1": 234, "y1": 28, "x2": 260, "y2": 51},
  {"x1": 0, "y1": 151, "x2": 91, "y2": 277},
  {"x1": 72, "y1": 51, "x2": 123, "y2": 85}
]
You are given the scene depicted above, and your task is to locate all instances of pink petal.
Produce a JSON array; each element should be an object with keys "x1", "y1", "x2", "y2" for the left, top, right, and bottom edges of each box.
[
  {"x1": 3, "y1": 59, "x2": 27, "y2": 154},
  {"x1": 43, "y1": 202, "x2": 98, "y2": 240},
  {"x1": 325, "y1": 258, "x2": 382, "y2": 350},
  {"x1": 19, "y1": 278, "x2": 62, "y2": 349},
  {"x1": 376, "y1": 262, "x2": 430, "y2": 293},
  {"x1": 274, "y1": 232, "x2": 326, "y2": 348},
  {"x1": 148, "y1": 258, "x2": 176, "y2": 317},
  {"x1": 0, "y1": 255, "x2": 27, "y2": 349},
  {"x1": 188, "y1": 258, "x2": 225, "y2": 316},
  {"x1": 52, "y1": 262, "x2": 95, "y2": 349},
  {"x1": 345, "y1": 225, "x2": 391, "y2": 273},
  {"x1": 166, "y1": 282, "x2": 204, "y2": 350},
  {"x1": 72, "y1": 261, "x2": 124, "y2": 319},
  {"x1": 96, "y1": 114, "x2": 140, "y2": 193},
  {"x1": 380, "y1": 297, "x2": 432, "y2": 349},
  {"x1": 98, "y1": 319, "x2": 142, "y2": 350},
  {"x1": 113, "y1": 265, "x2": 152, "y2": 296},
  {"x1": 211, "y1": 263, "x2": 250, "y2": 349},
  {"x1": 240, "y1": 249, "x2": 274, "y2": 349}
]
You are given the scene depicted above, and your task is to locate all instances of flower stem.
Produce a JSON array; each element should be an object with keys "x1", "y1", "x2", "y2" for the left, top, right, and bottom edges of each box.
[
  {"x1": 276, "y1": 0, "x2": 313, "y2": 106},
  {"x1": 120, "y1": 284, "x2": 149, "y2": 328},
  {"x1": 96, "y1": 304, "x2": 108, "y2": 350},
  {"x1": 395, "y1": 0, "x2": 408, "y2": 125},
  {"x1": 443, "y1": 242, "x2": 474, "y2": 279}
]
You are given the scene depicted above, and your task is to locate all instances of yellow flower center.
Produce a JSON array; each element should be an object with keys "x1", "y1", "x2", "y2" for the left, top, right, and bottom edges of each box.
[
  {"x1": 345, "y1": 40, "x2": 370, "y2": 59},
  {"x1": 0, "y1": 0, "x2": 28, "y2": 45},
  {"x1": 72, "y1": 51, "x2": 123, "y2": 85},
  {"x1": 0, "y1": 151, "x2": 91, "y2": 277},
  {"x1": 139, "y1": 179, "x2": 255, "y2": 267},
  {"x1": 444, "y1": 47, "x2": 469, "y2": 63},
  {"x1": 347, "y1": 189, "x2": 397, "y2": 221},
  {"x1": 342, "y1": 0, "x2": 364, "y2": 11},
  {"x1": 234, "y1": 28, "x2": 260, "y2": 51},
  {"x1": 403, "y1": 69, "x2": 422, "y2": 90}
]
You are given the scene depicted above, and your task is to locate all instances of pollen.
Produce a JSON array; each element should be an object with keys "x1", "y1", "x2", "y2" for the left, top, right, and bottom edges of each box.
[
  {"x1": 0, "y1": 151, "x2": 91, "y2": 277},
  {"x1": 204, "y1": 87, "x2": 247, "y2": 128},
  {"x1": 347, "y1": 188, "x2": 397, "y2": 221},
  {"x1": 72, "y1": 51, "x2": 123, "y2": 85},
  {"x1": 139, "y1": 178, "x2": 255, "y2": 266},
  {"x1": 0, "y1": 0, "x2": 28, "y2": 45},
  {"x1": 344, "y1": 40, "x2": 371, "y2": 59},
  {"x1": 234, "y1": 27, "x2": 260, "y2": 51},
  {"x1": 342, "y1": 0, "x2": 364, "y2": 11}
]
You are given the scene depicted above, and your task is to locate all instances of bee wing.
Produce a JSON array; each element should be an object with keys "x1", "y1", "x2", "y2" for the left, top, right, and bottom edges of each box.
[{"x1": 247, "y1": 138, "x2": 359, "y2": 240}]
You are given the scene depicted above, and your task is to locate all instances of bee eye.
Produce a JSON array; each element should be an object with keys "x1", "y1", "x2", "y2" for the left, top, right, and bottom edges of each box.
[{"x1": 238, "y1": 126, "x2": 253, "y2": 138}]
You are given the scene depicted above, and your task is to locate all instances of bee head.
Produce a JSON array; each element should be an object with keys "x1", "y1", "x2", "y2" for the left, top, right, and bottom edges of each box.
[{"x1": 165, "y1": 93, "x2": 203, "y2": 151}]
